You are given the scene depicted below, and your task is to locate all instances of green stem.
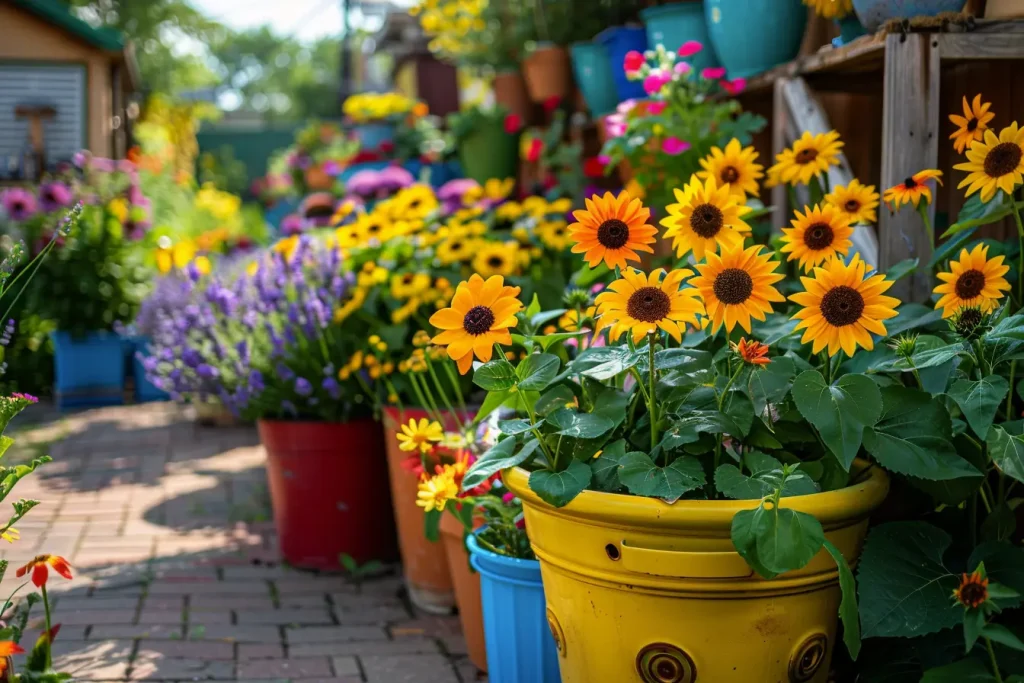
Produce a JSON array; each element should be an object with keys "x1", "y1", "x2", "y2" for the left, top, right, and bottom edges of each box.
[
  {"x1": 425, "y1": 356, "x2": 466, "y2": 434},
  {"x1": 986, "y1": 637, "x2": 1005, "y2": 683},
  {"x1": 917, "y1": 201, "x2": 935, "y2": 253},
  {"x1": 979, "y1": 485, "x2": 994, "y2": 514},
  {"x1": 1008, "y1": 361, "x2": 1017, "y2": 421},
  {"x1": 1014, "y1": 203, "x2": 1024, "y2": 305},
  {"x1": 648, "y1": 334, "x2": 658, "y2": 451},
  {"x1": 42, "y1": 583, "x2": 52, "y2": 670},
  {"x1": 441, "y1": 360, "x2": 468, "y2": 418}
]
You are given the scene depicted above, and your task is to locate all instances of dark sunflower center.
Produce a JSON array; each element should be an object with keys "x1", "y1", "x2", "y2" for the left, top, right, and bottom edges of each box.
[
  {"x1": 305, "y1": 205, "x2": 334, "y2": 219},
  {"x1": 985, "y1": 142, "x2": 1023, "y2": 177},
  {"x1": 959, "y1": 582, "x2": 988, "y2": 607},
  {"x1": 713, "y1": 268, "x2": 754, "y2": 305},
  {"x1": 955, "y1": 268, "x2": 985, "y2": 299},
  {"x1": 689, "y1": 204, "x2": 724, "y2": 238},
  {"x1": 955, "y1": 307, "x2": 983, "y2": 336},
  {"x1": 967, "y1": 118, "x2": 979, "y2": 132},
  {"x1": 804, "y1": 223, "x2": 834, "y2": 250},
  {"x1": 795, "y1": 148, "x2": 818, "y2": 164},
  {"x1": 366, "y1": 224, "x2": 381, "y2": 234},
  {"x1": 597, "y1": 219, "x2": 630, "y2": 249},
  {"x1": 904, "y1": 177, "x2": 917, "y2": 189},
  {"x1": 626, "y1": 286, "x2": 671, "y2": 323},
  {"x1": 820, "y1": 285, "x2": 865, "y2": 327},
  {"x1": 462, "y1": 305, "x2": 495, "y2": 335},
  {"x1": 720, "y1": 166, "x2": 740, "y2": 184},
  {"x1": 844, "y1": 199, "x2": 861, "y2": 213},
  {"x1": 409, "y1": 198, "x2": 421, "y2": 209},
  {"x1": 451, "y1": 240, "x2": 463, "y2": 250},
  {"x1": 402, "y1": 274, "x2": 414, "y2": 284},
  {"x1": 487, "y1": 256, "x2": 504, "y2": 268}
]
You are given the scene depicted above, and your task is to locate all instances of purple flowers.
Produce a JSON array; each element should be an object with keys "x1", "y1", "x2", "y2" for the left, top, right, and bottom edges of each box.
[
  {"x1": 38, "y1": 182, "x2": 73, "y2": 213},
  {"x1": 1, "y1": 188, "x2": 37, "y2": 221},
  {"x1": 345, "y1": 166, "x2": 414, "y2": 199}
]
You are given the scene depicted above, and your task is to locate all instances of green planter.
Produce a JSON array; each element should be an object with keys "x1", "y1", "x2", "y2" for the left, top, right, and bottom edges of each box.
[{"x1": 459, "y1": 122, "x2": 518, "y2": 184}]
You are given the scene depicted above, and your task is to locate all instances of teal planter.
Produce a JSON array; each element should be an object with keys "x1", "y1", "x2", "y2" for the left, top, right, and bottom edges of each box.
[
  {"x1": 705, "y1": 0, "x2": 807, "y2": 79},
  {"x1": 570, "y1": 42, "x2": 619, "y2": 117},
  {"x1": 852, "y1": 0, "x2": 966, "y2": 32},
  {"x1": 640, "y1": 3, "x2": 718, "y2": 73},
  {"x1": 835, "y1": 14, "x2": 867, "y2": 46}
]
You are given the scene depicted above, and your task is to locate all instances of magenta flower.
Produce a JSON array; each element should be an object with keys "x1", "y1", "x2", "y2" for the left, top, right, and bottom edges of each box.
[
  {"x1": 604, "y1": 114, "x2": 627, "y2": 139},
  {"x1": 2, "y1": 188, "x2": 37, "y2": 221},
  {"x1": 662, "y1": 137, "x2": 691, "y2": 155},
  {"x1": 721, "y1": 78, "x2": 747, "y2": 95},
  {"x1": 597, "y1": 154, "x2": 611, "y2": 166},
  {"x1": 38, "y1": 182, "x2": 73, "y2": 213},
  {"x1": 643, "y1": 71, "x2": 670, "y2": 96},
  {"x1": 647, "y1": 101, "x2": 667, "y2": 116},
  {"x1": 677, "y1": 41, "x2": 703, "y2": 58},
  {"x1": 674, "y1": 61, "x2": 692, "y2": 77},
  {"x1": 322, "y1": 159, "x2": 342, "y2": 176},
  {"x1": 701, "y1": 66, "x2": 727, "y2": 80}
]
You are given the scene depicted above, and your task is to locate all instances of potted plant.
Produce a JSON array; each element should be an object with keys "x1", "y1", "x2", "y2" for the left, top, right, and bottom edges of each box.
[
  {"x1": 640, "y1": 0, "x2": 719, "y2": 72},
  {"x1": 342, "y1": 92, "x2": 418, "y2": 151},
  {"x1": 522, "y1": 0, "x2": 605, "y2": 104},
  {"x1": 448, "y1": 106, "x2": 520, "y2": 184},
  {"x1": 704, "y1": 0, "x2": 807, "y2": 78}
]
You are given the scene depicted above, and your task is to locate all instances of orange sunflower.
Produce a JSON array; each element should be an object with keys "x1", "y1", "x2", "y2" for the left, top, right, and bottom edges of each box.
[
  {"x1": 953, "y1": 570, "x2": 989, "y2": 609},
  {"x1": 732, "y1": 338, "x2": 770, "y2": 366},
  {"x1": 568, "y1": 191, "x2": 658, "y2": 270},
  {"x1": 949, "y1": 94, "x2": 995, "y2": 154},
  {"x1": 691, "y1": 243, "x2": 785, "y2": 334},
  {"x1": 883, "y1": 169, "x2": 944, "y2": 209},
  {"x1": 429, "y1": 274, "x2": 523, "y2": 374},
  {"x1": 780, "y1": 204, "x2": 854, "y2": 273},
  {"x1": 933, "y1": 243, "x2": 1011, "y2": 319},
  {"x1": 594, "y1": 268, "x2": 704, "y2": 344},
  {"x1": 955, "y1": 123, "x2": 1024, "y2": 203}
]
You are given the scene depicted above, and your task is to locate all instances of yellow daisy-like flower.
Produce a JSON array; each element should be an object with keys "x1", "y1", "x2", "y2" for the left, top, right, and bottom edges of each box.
[
  {"x1": 333, "y1": 288, "x2": 367, "y2": 324},
  {"x1": 955, "y1": 122, "x2": 1024, "y2": 203},
  {"x1": 933, "y1": 243, "x2": 1011, "y2": 319},
  {"x1": 950, "y1": 94, "x2": 995, "y2": 154},
  {"x1": 1, "y1": 527, "x2": 19, "y2": 544},
  {"x1": 494, "y1": 201, "x2": 523, "y2": 223},
  {"x1": 789, "y1": 253, "x2": 900, "y2": 358},
  {"x1": 537, "y1": 220, "x2": 572, "y2": 251},
  {"x1": 883, "y1": 169, "x2": 944, "y2": 210},
  {"x1": 696, "y1": 138, "x2": 764, "y2": 198},
  {"x1": 464, "y1": 177, "x2": 515, "y2": 205},
  {"x1": 802, "y1": 0, "x2": 853, "y2": 19},
  {"x1": 559, "y1": 306, "x2": 596, "y2": 332},
  {"x1": 416, "y1": 470, "x2": 459, "y2": 512},
  {"x1": 397, "y1": 418, "x2": 444, "y2": 454},
  {"x1": 472, "y1": 241, "x2": 520, "y2": 278},
  {"x1": 390, "y1": 272, "x2": 432, "y2": 300},
  {"x1": 435, "y1": 235, "x2": 477, "y2": 265},
  {"x1": 271, "y1": 235, "x2": 300, "y2": 261},
  {"x1": 768, "y1": 130, "x2": 843, "y2": 186},
  {"x1": 594, "y1": 268, "x2": 704, "y2": 344},
  {"x1": 691, "y1": 243, "x2": 785, "y2": 334},
  {"x1": 330, "y1": 199, "x2": 359, "y2": 227},
  {"x1": 569, "y1": 191, "x2": 658, "y2": 270},
  {"x1": 388, "y1": 184, "x2": 438, "y2": 220},
  {"x1": 661, "y1": 176, "x2": 752, "y2": 261},
  {"x1": 824, "y1": 179, "x2": 879, "y2": 225},
  {"x1": 429, "y1": 274, "x2": 523, "y2": 374},
  {"x1": 780, "y1": 204, "x2": 854, "y2": 273},
  {"x1": 352, "y1": 212, "x2": 393, "y2": 245}
]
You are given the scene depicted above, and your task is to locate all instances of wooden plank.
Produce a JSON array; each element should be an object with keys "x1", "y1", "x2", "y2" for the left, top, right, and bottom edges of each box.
[
  {"x1": 770, "y1": 78, "x2": 789, "y2": 235},
  {"x1": 937, "y1": 33, "x2": 1024, "y2": 59},
  {"x1": 878, "y1": 33, "x2": 941, "y2": 301}
]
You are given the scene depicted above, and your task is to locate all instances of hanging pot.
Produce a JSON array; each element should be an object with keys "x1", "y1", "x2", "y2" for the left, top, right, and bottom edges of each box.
[
  {"x1": 522, "y1": 44, "x2": 573, "y2": 104},
  {"x1": 851, "y1": 0, "x2": 967, "y2": 32},
  {"x1": 705, "y1": 0, "x2": 808, "y2": 79},
  {"x1": 493, "y1": 70, "x2": 533, "y2": 124},
  {"x1": 640, "y1": 2, "x2": 719, "y2": 72}
]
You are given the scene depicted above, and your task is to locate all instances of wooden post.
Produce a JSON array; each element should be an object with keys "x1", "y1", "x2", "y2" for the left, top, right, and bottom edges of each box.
[{"x1": 770, "y1": 78, "x2": 789, "y2": 236}]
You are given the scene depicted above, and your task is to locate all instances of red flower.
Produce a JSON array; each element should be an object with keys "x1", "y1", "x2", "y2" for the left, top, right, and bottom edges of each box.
[
  {"x1": 623, "y1": 50, "x2": 645, "y2": 73},
  {"x1": 17, "y1": 555, "x2": 72, "y2": 588},
  {"x1": 542, "y1": 96, "x2": 561, "y2": 114},
  {"x1": 504, "y1": 113, "x2": 522, "y2": 134},
  {"x1": 526, "y1": 138, "x2": 544, "y2": 163},
  {"x1": 583, "y1": 156, "x2": 605, "y2": 179},
  {"x1": 720, "y1": 77, "x2": 747, "y2": 95},
  {"x1": 378, "y1": 140, "x2": 395, "y2": 154}
]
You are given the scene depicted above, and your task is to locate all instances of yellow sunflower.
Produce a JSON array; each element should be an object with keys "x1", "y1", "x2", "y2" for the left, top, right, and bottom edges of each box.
[
  {"x1": 389, "y1": 184, "x2": 438, "y2": 220},
  {"x1": 824, "y1": 179, "x2": 879, "y2": 225},
  {"x1": 661, "y1": 176, "x2": 752, "y2": 261},
  {"x1": 696, "y1": 138, "x2": 764, "y2": 198},
  {"x1": 464, "y1": 178, "x2": 515, "y2": 206},
  {"x1": 390, "y1": 272, "x2": 432, "y2": 300},
  {"x1": 352, "y1": 212, "x2": 393, "y2": 245},
  {"x1": 429, "y1": 274, "x2": 523, "y2": 374},
  {"x1": 933, "y1": 243, "x2": 1011, "y2": 318},
  {"x1": 435, "y1": 235, "x2": 477, "y2": 265},
  {"x1": 494, "y1": 201, "x2": 524, "y2": 223},
  {"x1": 789, "y1": 253, "x2": 900, "y2": 358},
  {"x1": 569, "y1": 191, "x2": 658, "y2": 270},
  {"x1": 537, "y1": 220, "x2": 572, "y2": 251},
  {"x1": 472, "y1": 241, "x2": 520, "y2": 277},
  {"x1": 780, "y1": 204, "x2": 854, "y2": 273},
  {"x1": 883, "y1": 169, "x2": 944, "y2": 210},
  {"x1": 768, "y1": 130, "x2": 843, "y2": 186},
  {"x1": 955, "y1": 123, "x2": 1024, "y2": 203},
  {"x1": 594, "y1": 268, "x2": 704, "y2": 344},
  {"x1": 802, "y1": 0, "x2": 853, "y2": 19},
  {"x1": 691, "y1": 243, "x2": 785, "y2": 334},
  {"x1": 396, "y1": 418, "x2": 444, "y2": 454},
  {"x1": 950, "y1": 94, "x2": 995, "y2": 154}
]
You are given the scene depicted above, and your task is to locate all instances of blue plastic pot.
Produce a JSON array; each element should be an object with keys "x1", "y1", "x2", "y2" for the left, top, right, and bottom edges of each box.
[
  {"x1": 51, "y1": 331, "x2": 126, "y2": 410},
  {"x1": 403, "y1": 160, "x2": 462, "y2": 187},
  {"x1": 597, "y1": 26, "x2": 649, "y2": 104},
  {"x1": 351, "y1": 122, "x2": 395, "y2": 151},
  {"x1": 640, "y1": 2, "x2": 718, "y2": 73},
  {"x1": 570, "y1": 42, "x2": 619, "y2": 117},
  {"x1": 833, "y1": 14, "x2": 867, "y2": 47},
  {"x1": 705, "y1": 0, "x2": 808, "y2": 79},
  {"x1": 467, "y1": 533, "x2": 560, "y2": 683},
  {"x1": 131, "y1": 338, "x2": 168, "y2": 403},
  {"x1": 852, "y1": 0, "x2": 966, "y2": 32}
]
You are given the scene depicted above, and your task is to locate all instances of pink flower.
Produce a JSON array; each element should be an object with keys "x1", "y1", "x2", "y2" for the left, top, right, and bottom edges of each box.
[
  {"x1": 674, "y1": 62, "x2": 692, "y2": 76},
  {"x1": 502, "y1": 492, "x2": 516, "y2": 504},
  {"x1": 721, "y1": 78, "x2": 747, "y2": 95},
  {"x1": 643, "y1": 70, "x2": 670, "y2": 96},
  {"x1": 604, "y1": 114, "x2": 627, "y2": 138},
  {"x1": 677, "y1": 40, "x2": 703, "y2": 58},
  {"x1": 701, "y1": 66, "x2": 727, "y2": 80},
  {"x1": 662, "y1": 137, "x2": 691, "y2": 155},
  {"x1": 623, "y1": 50, "x2": 645, "y2": 74},
  {"x1": 647, "y1": 101, "x2": 667, "y2": 116},
  {"x1": 597, "y1": 154, "x2": 611, "y2": 165}
]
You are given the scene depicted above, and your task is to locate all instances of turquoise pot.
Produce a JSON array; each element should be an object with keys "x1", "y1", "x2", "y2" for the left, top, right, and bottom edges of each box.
[
  {"x1": 640, "y1": 3, "x2": 718, "y2": 73},
  {"x1": 833, "y1": 14, "x2": 867, "y2": 46},
  {"x1": 852, "y1": 0, "x2": 966, "y2": 32},
  {"x1": 705, "y1": 0, "x2": 807, "y2": 79},
  {"x1": 570, "y1": 42, "x2": 619, "y2": 117}
]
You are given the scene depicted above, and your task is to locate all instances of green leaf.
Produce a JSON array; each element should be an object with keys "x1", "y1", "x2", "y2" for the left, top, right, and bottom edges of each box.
[
  {"x1": 862, "y1": 386, "x2": 980, "y2": 481},
  {"x1": 883, "y1": 304, "x2": 945, "y2": 338},
  {"x1": 858, "y1": 522, "x2": 960, "y2": 638},
  {"x1": 969, "y1": 543, "x2": 1024, "y2": 606},
  {"x1": 948, "y1": 375, "x2": 1009, "y2": 440},
  {"x1": 475, "y1": 389, "x2": 510, "y2": 423},
  {"x1": 497, "y1": 419, "x2": 533, "y2": 435},
  {"x1": 921, "y1": 658, "x2": 997, "y2": 683},
  {"x1": 982, "y1": 623, "x2": 1024, "y2": 652},
  {"x1": 964, "y1": 606, "x2": 986, "y2": 651},
  {"x1": 618, "y1": 452, "x2": 705, "y2": 503},
  {"x1": 463, "y1": 438, "x2": 539, "y2": 490},
  {"x1": 525, "y1": 293, "x2": 541, "y2": 318},
  {"x1": 658, "y1": 411, "x2": 738, "y2": 451},
  {"x1": 981, "y1": 503, "x2": 1017, "y2": 542},
  {"x1": 823, "y1": 539, "x2": 860, "y2": 660},
  {"x1": 532, "y1": 331, "x2": 585, "y2": 351},
  {"x1": 579, "y1": 347, "x2": 643, "y2": 380},
  {"x1": 546, "y1": 408, "x2": 615, "y2": 439},
  {"x1": 722, "y1": 391, "x2": 754, "y2": 437},
  {"x1": 516, "y1": 353, "x2": 560, "y2": 391},
  {"x1": 529, "y1": 460, "x2": 591, "y2": 507},
  {"x1": 885, "y1": 258, "x2": 918, "y2": 282},
  {"x1": 940, "y1": 191, "x2": 1013, "y2": 238},
  {"x1": 715, "y1": 457, "x2": 818, "y2": 501},
  {"x1": 791, "y1": 370, "x2": 881, "y2": 471},
  {"x1": 987, "y1": 426, "x2": 1024, "y2": 484},
  {"x1": 731, "y1": 505, "x2": 824, "y2": 579},
  {"x1": 529, "y1": 309, "x2": 566, "y2": 329},
  {"x1": 473, "y1": 360, "x2": 518, "y2": 391},
  {"x1": 0, "y1": 436, "x2": 13, "y2": 461},
  {"x1": 590, "y1": 440, "x2": 625, "y2": 492},
  {"x1": 534, "y1": 384, "x2": 576, "y2": 416},
  {"x1": 591, "y1": 388, "x2": 630, "y2": 428},
  {"x1": 423, "y1": 509, "x2": 441, "y2": 542},
  {"x1": 715, "y1": 464, "x2": 771, "y2": 500},
  {"x1": 746, "y1": 356, "x2": 796, "y2": 424}
]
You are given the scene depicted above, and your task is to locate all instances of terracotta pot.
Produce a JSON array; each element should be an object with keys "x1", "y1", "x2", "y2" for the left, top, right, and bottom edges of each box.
[
  {"x1": 440, "y1": 512, "x2": 487, "y2": 672},
  {"x1": 522, "y1": 44, "x2": 573, "y2": 104},
  {"x1": 493, "y1": 70, "x2": 532, "y2": 125},
  {"x1": 304, "y1": 165, "x2": 332, "y2": 191}
]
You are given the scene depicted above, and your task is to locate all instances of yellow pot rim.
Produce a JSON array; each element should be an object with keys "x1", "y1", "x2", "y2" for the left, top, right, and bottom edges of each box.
[{"x1": 504, "y1": 459, "x2": 889, "y2": 532}]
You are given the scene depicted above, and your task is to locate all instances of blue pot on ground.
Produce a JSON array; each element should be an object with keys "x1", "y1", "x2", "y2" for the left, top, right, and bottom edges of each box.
[
  {"x1": 351, "y1": 122, "x2": 395, "y2": 151},
  {"x1": 263, "y1": 198, "x2": 298, "y2": 235},
  {"x1": 705, "y1": 0, "x2": 808, "y2": 79},
  {"x1": 570, "y1": 42, "x2": 619, "y2": 117},
  {"x1": 852, "y1": 0, "x2": 966, "y2": 32},
  {"x1": 596, "y1": 26, "x2": 648, "y2": 103},
  {"x1": 640, "y1": 2, "x2": 718, "y2": 73},
  {"x1": 51, "y1": 331, "x2": 126, "y2": 410},
  {"x1": 131, "y1": 338, "x2": 168, "y2": 403},
  {"x1": 467, "y1": 533, "x2": 560, "y2": 683}
]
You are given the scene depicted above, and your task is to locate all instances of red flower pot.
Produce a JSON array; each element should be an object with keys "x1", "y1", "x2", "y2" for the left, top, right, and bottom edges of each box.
[{"x1": 259, "y1": 419, "x2": 397, "y2": 569}]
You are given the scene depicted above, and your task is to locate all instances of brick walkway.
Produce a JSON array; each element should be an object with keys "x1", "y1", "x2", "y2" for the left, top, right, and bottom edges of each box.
[{"x1": 3, "y1": 403, "x2": 480, "y2": 682}]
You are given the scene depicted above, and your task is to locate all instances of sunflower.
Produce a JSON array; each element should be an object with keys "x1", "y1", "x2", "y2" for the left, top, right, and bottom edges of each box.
[
  {"x1": 953, "y1": 570, "x2": 989, "y2": 609},
  {"x1": 661, "y1": 176, "x2": 752, "y2": 260},
  {"x1": 780, "y1": 204, "x2": 854, "y2": 273},
  {"x1": 955, "y1": 123, "x2": 1024, "y2": 203},
  {"x1": 933, "y1": 243, "x2": 1011, "y2": 319},
  {"x1": 429, "y1": 274, "x2": 523, "y2": 374},
  {"x1": 389, "y1": 184, "x2": 439, "y2": 220},
  {"x1": 594, "y1": 268, "x2": 704, "y2": 344},
  {"x1": 691, "y1": 243, "x2": 785, "y2": 334},
  {"x1": 472, "y1": 241, "x2": 520, "y2": 277},
  {"x1": 435, "y1": 235, "x2": 477, "y2": 265},
  {"x1": 391, "y1": 272, "x2": 432, "y2": 300},
  {"x1": 494, "y1": 201, "x2": 524, "y2": 223},
  {"x1": 537, "y1": 220, "x2": 572, "y2": 251},
  {"x1": 789, "y1": 253, "x2": 900, "y2": 358},
  {"x1": 802, "y1": 0, "x2": 853, "y2": 19},
  {"x1": 569, "y1": 191, "x2": 658, "y2": 270},
  {"x1": 696, "y1": 138, "x2": 764, "y2": 198},
  {"x1": 883, "y1": 169, "x2": 944, "y2": 209},
  {"x1": 949, "y1": 94, "x2": 995, "y2": 154},
  {"x1": 824, "y1": 179, "x2": 879, "y2": 225},
  {"x1": 352, "y1": 212, "x2": 393, "y2": 244},
  {"x1": 396, "y1": 418, "x2": 444, "y2": 454},
  {"x1": 768, "y1": 130, "x2": 843, "y2": 186},
  {"x1": 464, "y1": 178, "x2": 515, "y2": 206}
]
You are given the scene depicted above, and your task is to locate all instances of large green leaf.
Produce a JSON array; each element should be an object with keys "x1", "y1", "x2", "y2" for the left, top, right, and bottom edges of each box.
[
  {"x1": 940, "y1": 190, "x2": 1014, "y2": 238},
  {"x1": 823, "y1": 539, "x2": 860, "y2": 660},
  {"x1": 988, "y1": 425, "x2": 1024, "y2": 484},
  {"x1": 791, "y1": 370, "x2": 881, "y2": 471},
  {"x1": 473, "y1": 360, "x2": 518, "y2": 391},
  {"x1": 578, "y1": 347, "x2": 643, "y2": 380},
  {"x1": 534, "y1": 384, "x2": 576, "y2": 416},
  {"x1": 948, "y1": 376, "x2": 1009, "y2": 440},
  {"x1": 528, "y1": 460, "x2": 591, "y2": 507},
  {"x1": 516, "y1": 353, "x2": 560, "y2": 391},
  {"x1": 658, "y1": 411, "x2": 738, "y2": 451},
  {"x1": 969, "y1": 543, "x2": 1024, "y2": 607},
  {"x1": 858, "y1": 522, "x2": 960, "y2": 638},
  {"x1": 0, "y1": 436, "x2": 13, "y2": 461},
  {"x1": 745, "y1": 356, "x2": 796, "y2": 424},
  {"x1": 617, "y1": 452, "x2": 705, "y2": 503},
  {"x1": 546, "y1": 408, "x2": 615, "y2": 439},
  {"x1": 862, "y1": 386, "x2": 980, "y2": 481},
  {"x1": 590, "y1": 439, "x2": 626, "y2": 492},
  {"x1": 885, "y1": 258, "x2": 918, "y2": 283},
  {"x1": 462, "y1": 438, "x2": 540, "y2": 489},
  {"x1": 591, "y1": 388, "x2": 631, "y2": 429},
  {"x1": 497, "y1": 419, "x2": 534, "y2": 435},
  {"x1": 731, "y1": 504, "x2": 824, "y2": 579},
  {"x1": 921, "y1": 659, "x2": 997, "y2": 683},
  {"x1": 714, "y1": 456, "x2": 818, "y2": 501}
]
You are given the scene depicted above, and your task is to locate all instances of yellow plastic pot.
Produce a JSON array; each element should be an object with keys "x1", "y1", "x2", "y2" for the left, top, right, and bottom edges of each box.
[{"x1": 504, "y1": 464, "x2": 889, "y2": 683}]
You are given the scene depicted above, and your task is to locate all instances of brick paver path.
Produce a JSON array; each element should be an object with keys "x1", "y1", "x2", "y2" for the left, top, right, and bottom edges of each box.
[{"x1": 3, "y1": 403, "x2": 480, "y2": 682}]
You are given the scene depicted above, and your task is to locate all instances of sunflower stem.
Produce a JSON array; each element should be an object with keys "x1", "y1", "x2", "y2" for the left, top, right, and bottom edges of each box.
[
  {"x1": 425, "y1": 355, "x2": 467, "y2": 434},
  {"x1": 648, "y1": 334, "x2": 658, "y2": 452},
  {"x1": 42, "y1": 582, "x2": 52, "y2": 670},
  {"x1": 786, "y1": 185, "x2": 798, "y2": 215},
  {"x1": 1013, "y1": 201, "x2": 1024, "y2": 303},
  {"x1": 986, "y1": 637, "x2": 1005, "y2": 683},
  {"x1": 917, "y1": 201, "x2": 935, "y2": 253}
]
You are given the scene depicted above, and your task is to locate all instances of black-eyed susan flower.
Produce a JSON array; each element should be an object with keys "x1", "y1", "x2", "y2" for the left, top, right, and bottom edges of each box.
[
  {"x1": 537, "y1": 220, "x2": 573, "y2": 251},
  {"x1": 472, "y1": 241, "x2": 520, "y2": 278},
  {"x1": 594, "y1": 268, "x2": 704, "y2": 344},
  {"x1": 955, "y1": 123, "x2": 1024, "y2": 202},
  {"x1": 953, "y1": 570, "x2": 989, "y2": 609},
  {"x1": 569, "y1": 191, "x2": 658, "y2": 270},
  {"x1": 780, "y1": 204, "x2": 854, "y2": 273},
  {"x1": 390, "y1": 272, "x2": 432, "y2": 300},
  {"x1": 732, "y1": 338, "x2": 771, "y2": 366},
  {"x1": 17, "y1": 554, "x2": 72, "y2": 588},
  {"x1": 396, "y1": 418, "x2": 444, "y2": 454},
  {"x1": 768, "y1": 130, "x2": 843, "y2": 186},
  {"x1": 464, "y1": 178, "x2": 515, "y2": 207},
  {"x1": 661, "y1": 176, "x2": 751, "y2": 260},
  {"x1": 802, "y1": 0, "x2": 852, "y2": 19},
  {"x1": 429, "y1": 274, "x2": 522, "y2": 374},
  {"x1": 883, "y1": 169, "x2": 944, "y2": 209},
  {"x1": 691, "y1": 243, "x2": 785, "y2": 334},
  {"x1": 824, "y1": 179, "x2": 879, "y2": 225},
  {"x1": 696, "y1": 138, "x2": 764, "y2": 198},
  {"x1": 388, "y1": 184, "x2": 438, "y2": 220},
  {"x1": 790, "y1": 253, "x2": 899, "y2": 357},
  {"x1": 949, "y1": 94, "x2": 995, "y2": 154},
  {"x1": 933, "y1": 243, "x2": 1011, "y2": 319},
  {"x1": 494, "y1": 201, "x2": 524, "y2": 223},
  {"x1": 352, "y1": 212, "x2": 393, "y2": 245},
  {"x1": 435, "y1": 235, "x2": 476, "y2": 265},
  {"x1": 416, "y1": 470, "x2": 459, "y2": 512}
]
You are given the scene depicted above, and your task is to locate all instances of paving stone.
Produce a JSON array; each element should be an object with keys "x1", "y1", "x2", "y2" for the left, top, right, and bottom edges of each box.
[
  {"x1": 58, "y1": 609, "x2": 139, "y2": 626},
  {"x1": 235, "y1": 608, "x2": 334, "y2": 625},
  {"x1": 129, "y1": 656, "x2": 235, "y2": 681},
  {"x1": 331, "y1": 656, "x2": 361, "y2": 677},
  {"x1": 236, "y1": 657, "x2": 333, "y2": 679},
  {"x1": 53, "y1": 639, "x2": 133, "y2": 680},
  {"x1": 137, "y1": 609, "x2": 184, "y2": 625},
  {"x1": 290, "y1": 638, "x2": 440, "y2": 657},
  {"x1": 237, "y1": 643, "x2": 285, "y2": 659},
  {"x1": 360, "y1": 654, "x2": 459, "y2": 683},
  {"x1": 184, "y1": 624, "x2": 281, "y2": 643},
  {"x1": 90, "y1": 624, "x2": 184, "y2": 640},
  {"x1": 135, "y1": 640, "x2": 234, "y2": 660},
  {"x1": 285, "y1": 626, "x2": 388, "y2": 644}
]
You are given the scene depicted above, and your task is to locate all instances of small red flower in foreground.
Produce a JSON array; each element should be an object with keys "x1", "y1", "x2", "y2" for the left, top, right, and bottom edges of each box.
[
  {"x1": 623, "y1": 50, "x2": 645, "y2": 73},
  {"x1": 721, "y1": 78, "x2": 747, "y2": 95},
  {"x1": 503, "y1": 113, "x2": 522, "y2": 134},
  {"x1": 731, "y1": 338, "x2": 771, "y2": 366},
  {"x1": 953, "y1": 570, "x2": 989, "y2": 609},
  {"x1": 17, "y1": 555, "x2": 73, "y2": 588},
  {"x1": 542, "y1": 96, "x2": 561, "y2": 114},
  {"x1": 526, "y1": 138, "x2": 544, "y2": 163}
]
